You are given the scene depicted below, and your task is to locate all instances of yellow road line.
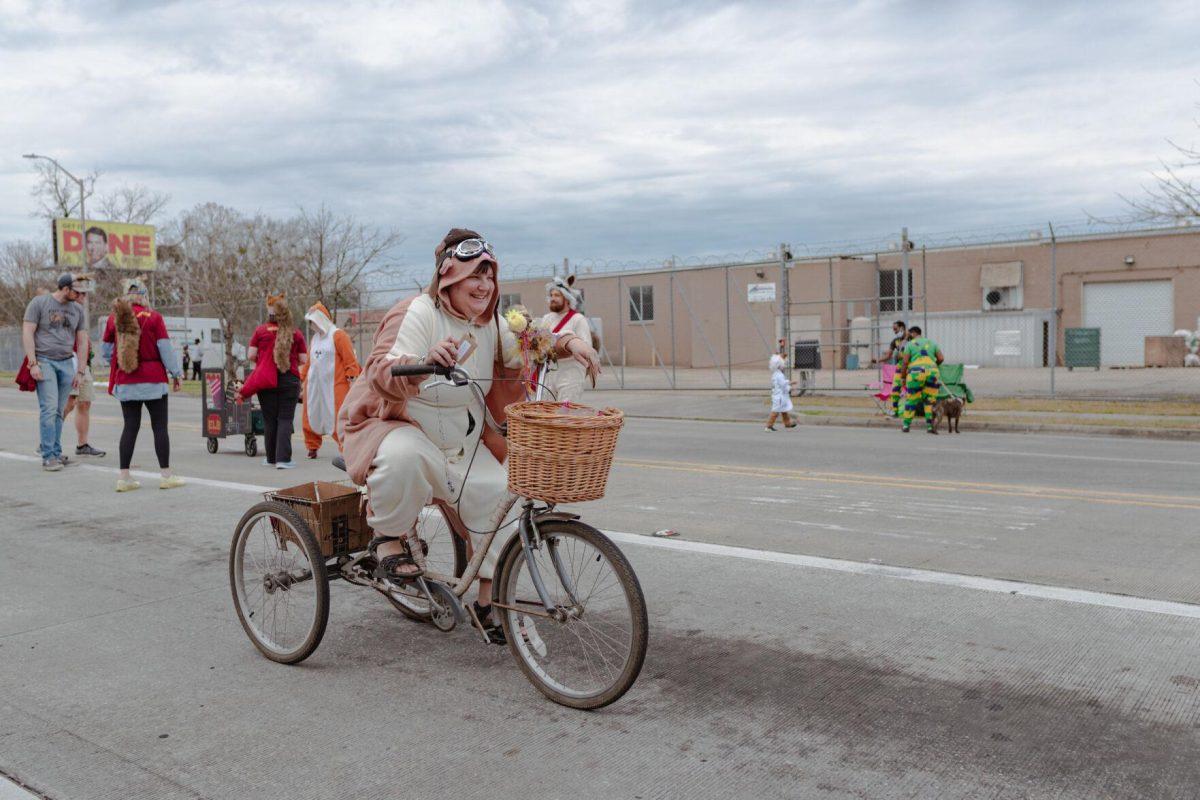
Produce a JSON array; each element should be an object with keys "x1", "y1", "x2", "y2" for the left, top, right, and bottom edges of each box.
[{"x1": 615, "y1": 457, "x2": 1200, "y2": 511}]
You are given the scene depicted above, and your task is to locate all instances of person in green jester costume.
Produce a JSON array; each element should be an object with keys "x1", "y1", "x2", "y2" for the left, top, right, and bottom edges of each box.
[{"x1": 899, "y1": 325, "x2": 944, "y2": 433}]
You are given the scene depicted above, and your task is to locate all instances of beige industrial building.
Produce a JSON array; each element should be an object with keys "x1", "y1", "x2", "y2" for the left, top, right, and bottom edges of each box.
[{"x1": 497, "y1": 226, "x2": 1200, "y2": 370}]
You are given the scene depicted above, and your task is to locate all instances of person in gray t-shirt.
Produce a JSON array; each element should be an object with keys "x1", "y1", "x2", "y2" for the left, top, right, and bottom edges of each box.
[
  {"x1": 23, "y1": 273, "x2": 89, "y2": 469},
  {"x1": 24, "y1": 291, "x2": 86, "y2": 361}
]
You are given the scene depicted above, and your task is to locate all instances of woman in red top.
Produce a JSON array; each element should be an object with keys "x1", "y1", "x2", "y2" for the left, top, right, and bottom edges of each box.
[
  {"x1": 247, "y1": 294, "x2": 307, "y2": 468},
  {"x1": 101, "y1": 278, "x2": 184, "y2": 492}
]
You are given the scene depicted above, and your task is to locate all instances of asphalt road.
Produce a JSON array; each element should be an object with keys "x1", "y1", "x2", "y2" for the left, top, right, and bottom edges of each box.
[{"x1": 1, "y1": 388, "x2": 1198, "y2": 799}]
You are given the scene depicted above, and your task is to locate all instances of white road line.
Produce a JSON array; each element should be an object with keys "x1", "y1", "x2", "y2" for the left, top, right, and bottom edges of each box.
[
  {"x1": 0, "y1": 451, "x2": 273, "y2": 493},
  {"x1": 3, "y1": 450, "x2": 1199, "y2": 621},
  {"x1": 603, "y1": 532, "x2": 1200, "y2": 621},
  {"x1": 0, "y1": 774, "x2": 41, "y2": 800}
]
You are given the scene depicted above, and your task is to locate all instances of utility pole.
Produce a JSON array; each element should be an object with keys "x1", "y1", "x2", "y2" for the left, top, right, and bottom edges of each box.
[
  {"x1": 779, "y1": 243, "x2": 791, "y2": 383},
  {"x1": 1048, "y1": 222, "x2": 1057, "y2": 396},
  {"x1": 900, "y1": 227, "x2": 910, "y2": 313}
]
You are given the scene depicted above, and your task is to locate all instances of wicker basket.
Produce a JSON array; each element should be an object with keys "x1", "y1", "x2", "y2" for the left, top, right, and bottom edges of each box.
[
  {"x1": 505, "y1": 401, "x2": 624, "y2": 503},
  {"x1": 267, "y1": 481, "x2": 372, "y2": 558}
]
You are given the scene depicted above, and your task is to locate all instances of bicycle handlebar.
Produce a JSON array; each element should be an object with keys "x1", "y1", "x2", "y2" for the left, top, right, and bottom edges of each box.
[{"x1": 390, "y1": 363, "x2": 453, "y2": 378}]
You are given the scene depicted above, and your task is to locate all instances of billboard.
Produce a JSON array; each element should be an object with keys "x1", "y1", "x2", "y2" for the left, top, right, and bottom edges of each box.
[{"x1": 53, "y1": 219, "x2": 157, "y2": 271}]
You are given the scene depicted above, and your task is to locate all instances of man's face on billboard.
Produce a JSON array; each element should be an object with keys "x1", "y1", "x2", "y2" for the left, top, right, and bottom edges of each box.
[{"x1": 85, "y1": 232, "x2": 107, "y2": 263}]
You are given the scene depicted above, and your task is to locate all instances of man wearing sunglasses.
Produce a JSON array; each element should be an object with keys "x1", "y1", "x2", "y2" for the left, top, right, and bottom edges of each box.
[{"x1": 340, "y1": 229, "x2": 595, "y2": 644}]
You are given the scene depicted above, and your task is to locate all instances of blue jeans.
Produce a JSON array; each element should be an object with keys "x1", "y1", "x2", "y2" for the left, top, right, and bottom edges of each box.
[{"x1": 35, "y1": 357, "x2": 74, "y2": 460}]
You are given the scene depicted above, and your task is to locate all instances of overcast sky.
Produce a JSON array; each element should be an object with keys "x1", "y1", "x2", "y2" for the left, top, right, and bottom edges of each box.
[{"x1": 1, "y1": 0, "x2": 1198, "y2": 277}]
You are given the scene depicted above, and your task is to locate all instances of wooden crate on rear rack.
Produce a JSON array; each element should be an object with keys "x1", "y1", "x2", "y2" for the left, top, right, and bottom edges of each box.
[{"x1": 267, "y1": 481, "x2": 371, "y2": 558}]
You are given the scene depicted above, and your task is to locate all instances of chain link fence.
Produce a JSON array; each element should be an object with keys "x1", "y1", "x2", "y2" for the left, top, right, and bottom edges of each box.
[{"x1": 7, "y1": 218, "x2": 1198, "y2": 402}]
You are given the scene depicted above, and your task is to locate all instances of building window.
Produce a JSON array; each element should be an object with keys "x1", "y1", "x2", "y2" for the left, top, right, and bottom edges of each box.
[
  {"x1": 629, "y1": 285, "x2": 654, "y2": 322},
  {"x1": 879, "y1": 270, "x2": 914, "y2": 313},
  {"x1": 500, "y1": 293, "x2": 521, "y2": 312},
  {"x1": 210, "y1": 328, "x2": 224, "y2": 343}
]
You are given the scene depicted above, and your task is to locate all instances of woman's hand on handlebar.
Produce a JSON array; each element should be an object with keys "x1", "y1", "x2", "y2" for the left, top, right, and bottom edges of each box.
[{"x1": 425, "y1": 336, "x2": 460, "y2": 369}]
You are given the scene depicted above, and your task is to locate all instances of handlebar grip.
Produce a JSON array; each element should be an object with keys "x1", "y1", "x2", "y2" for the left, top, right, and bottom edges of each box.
[{"x1": 390, "y1": 363, "x2": 452, "y2": 378}]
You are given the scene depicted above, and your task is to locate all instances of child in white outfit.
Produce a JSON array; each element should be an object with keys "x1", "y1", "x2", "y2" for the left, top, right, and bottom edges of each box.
[{"x1": 767, "y1": 354, "x2": 796, "y2": 431}]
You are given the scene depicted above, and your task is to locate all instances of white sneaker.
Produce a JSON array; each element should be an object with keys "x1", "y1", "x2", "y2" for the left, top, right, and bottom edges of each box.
[
  {"x1": 116, "y1": 479, "x2": 141, "y2": 492},
  {"x1": 276, "y1": 462, "x2": 297, "y2": 470}
]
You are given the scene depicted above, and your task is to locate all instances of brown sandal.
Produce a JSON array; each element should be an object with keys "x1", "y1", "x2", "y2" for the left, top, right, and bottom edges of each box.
[{"x1": 370, "y1": 536, "x2": 424, "y2": 582}]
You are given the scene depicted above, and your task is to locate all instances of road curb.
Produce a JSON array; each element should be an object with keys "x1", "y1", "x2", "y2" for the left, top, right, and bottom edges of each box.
[{"x1": 623, "y1": 412, "x2": 1200, "y2": 440}]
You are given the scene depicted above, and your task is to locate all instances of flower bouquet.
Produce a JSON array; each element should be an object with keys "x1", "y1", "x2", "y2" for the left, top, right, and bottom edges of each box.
[{"x1": 503, "y1": 305, "x2": 556, "y2": 397}]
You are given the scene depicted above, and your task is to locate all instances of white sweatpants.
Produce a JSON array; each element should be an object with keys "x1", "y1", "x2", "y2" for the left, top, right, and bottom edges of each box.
[
  {"x1": 545, "y1": 362, "x2": 587, "y2": 404},
  {"x1": 365, "y1": 426, "x2": 516, "y2": 579}
]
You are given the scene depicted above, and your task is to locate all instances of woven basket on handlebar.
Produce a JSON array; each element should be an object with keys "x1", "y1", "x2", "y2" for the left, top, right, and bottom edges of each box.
[{"x1": 504, "y1": 401, "x2": 624, "y2": 503}]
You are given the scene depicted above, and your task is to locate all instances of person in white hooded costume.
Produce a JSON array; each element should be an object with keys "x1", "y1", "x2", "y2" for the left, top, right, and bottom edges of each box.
[
  {"x1": 300, "y1": 302, "x2": 361, "y2": 458},
  {"x1": 540, "y1": 275, "x2": 598, "y2": 403}
]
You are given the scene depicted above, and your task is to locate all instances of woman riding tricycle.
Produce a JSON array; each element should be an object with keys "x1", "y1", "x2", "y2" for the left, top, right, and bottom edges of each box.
[{"x1": 230, "y1": 229, "x2": 644, "y2": 709}]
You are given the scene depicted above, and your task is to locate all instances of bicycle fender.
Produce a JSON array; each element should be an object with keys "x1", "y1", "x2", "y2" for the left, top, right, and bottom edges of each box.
[
  {"x1": 533, "y1": 511, "x2": 580, "y2": 523},
  {"x1": 491, "y1": 512, "x2": 583, "y2": 605}
]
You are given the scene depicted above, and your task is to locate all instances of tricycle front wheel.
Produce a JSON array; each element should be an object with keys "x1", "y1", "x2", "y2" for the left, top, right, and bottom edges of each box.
[{"x1": 497, "y1": 520, "x2": 648, "y2": 710}]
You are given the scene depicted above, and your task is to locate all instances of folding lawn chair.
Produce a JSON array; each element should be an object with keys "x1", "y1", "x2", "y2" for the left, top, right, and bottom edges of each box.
[
  {"x1": 868, "y1": 363, "x2": 899, "y2": 415},
  {"x1": 935, "y1": 363, "x2": 974, "y2": 404}
]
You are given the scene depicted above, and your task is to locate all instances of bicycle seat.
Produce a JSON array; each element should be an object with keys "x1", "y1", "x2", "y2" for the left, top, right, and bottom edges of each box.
[{"x1": 332, "y1": 455, "x2": 347, "y2": 472}]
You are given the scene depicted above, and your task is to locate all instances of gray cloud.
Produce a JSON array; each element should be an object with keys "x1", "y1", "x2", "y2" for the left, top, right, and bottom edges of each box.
[{"x1": 2, "y1": 0, "x2": 1198, "y2": 276}]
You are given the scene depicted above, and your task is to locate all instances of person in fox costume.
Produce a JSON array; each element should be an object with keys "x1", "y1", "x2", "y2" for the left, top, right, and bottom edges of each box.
[{"x1": 300, "y1": 302, "x2": 361, "y2": 458}]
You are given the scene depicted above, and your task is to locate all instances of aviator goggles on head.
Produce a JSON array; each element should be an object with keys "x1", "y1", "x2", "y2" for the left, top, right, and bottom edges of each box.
[{"x1": 440, "y1": 238, "x2": 495, "y2": 264}]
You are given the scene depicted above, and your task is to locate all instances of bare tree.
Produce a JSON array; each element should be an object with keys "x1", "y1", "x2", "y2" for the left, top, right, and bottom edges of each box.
[
  {"x1": 292, "y1": 205, "x2": 402, "y2": 317},
  {"x1": 0, "y1": 240, "x2": 52, "y2": 326},
  {"x1": 28, "y1": 160, "x2": 100, "y2": 221},
  {"x1": 1122, "y1": 103, "x2": 1200, "y2": 223},
  {"x1": 96, "y1": 184, "x2": 172, "y2": 226},
  {"x1": 175, "y1": 203, "x2": 301, "y2": 379}
]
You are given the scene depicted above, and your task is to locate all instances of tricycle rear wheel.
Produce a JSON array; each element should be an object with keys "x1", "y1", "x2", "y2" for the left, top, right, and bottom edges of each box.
[
  {"x1": 230, "y1": 501, "x2": 329, "y2": 664},
  {"x1": 207, "y1": 437, "x2": 219, "y2": 454}
]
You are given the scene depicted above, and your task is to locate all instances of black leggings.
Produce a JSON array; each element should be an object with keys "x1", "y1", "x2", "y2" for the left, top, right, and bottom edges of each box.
[
  {"x1": 120, "y1": 396, "x2": 170, "y2": 470},
  {"x1": 259, "y1": 372, "x2": 300, "y2": 464}
]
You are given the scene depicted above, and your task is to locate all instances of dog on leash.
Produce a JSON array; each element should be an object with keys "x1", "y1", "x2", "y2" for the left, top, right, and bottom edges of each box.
[{"x1": 931, "y1": 396, "x2": 963, "y2": 433}]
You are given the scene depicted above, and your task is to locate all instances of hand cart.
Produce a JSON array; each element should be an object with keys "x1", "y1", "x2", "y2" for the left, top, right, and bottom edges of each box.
[{"x1": 201, "y1": 367, "x2": 264, "y2": 456}]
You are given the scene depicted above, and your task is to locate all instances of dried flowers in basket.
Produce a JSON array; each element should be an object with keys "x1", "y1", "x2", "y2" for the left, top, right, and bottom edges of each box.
[{"x1": 503, "y1": 304, "x2": 556, "y2": 396}]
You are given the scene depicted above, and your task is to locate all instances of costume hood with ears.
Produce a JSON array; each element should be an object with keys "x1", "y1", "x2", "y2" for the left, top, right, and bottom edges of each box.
[
  {"x1": 769, "y1": 354, "x2": 786, "y2": 371},
  {"x1": 546, "y1": 275, "x2": 582, "y2": 310},
  {"x1": 305, "y1": 302, "x2": 335, "y2": 335},
  {"x1": 429, "y1": 227, "x2": 499, "y2": 326}
]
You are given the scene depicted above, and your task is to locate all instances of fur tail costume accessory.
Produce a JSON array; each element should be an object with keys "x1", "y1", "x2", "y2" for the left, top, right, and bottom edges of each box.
[
  {"x1": 268, "y1": 293, "x2": 294, "y2": 373},
  {"x1": 113, "y1": 297, "x2": 141, "y2": 374}
]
